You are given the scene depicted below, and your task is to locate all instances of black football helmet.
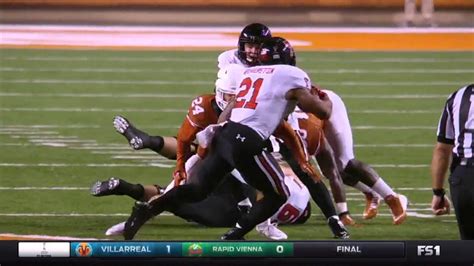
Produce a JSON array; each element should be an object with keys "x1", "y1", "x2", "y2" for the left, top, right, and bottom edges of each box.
[
  {"x1": 258, "y1": 37, "x2": 296, "y2": 66},
  {"x1": 238, "y1": 23, "x2": 272, "y2": 65}
]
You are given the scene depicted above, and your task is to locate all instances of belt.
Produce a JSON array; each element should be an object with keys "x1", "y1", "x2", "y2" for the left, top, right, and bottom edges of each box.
[{"x1": 460, "y1": 158, "x2": 474, "y2": 167}]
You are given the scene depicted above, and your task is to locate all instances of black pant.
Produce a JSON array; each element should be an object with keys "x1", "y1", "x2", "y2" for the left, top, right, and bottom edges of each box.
[
  {"x1": 449, "y1": 165, "x2": 474, "y2": 240},
  {"x1": 172, "y1": 175, "x2": 256, "y2": 227},
  {"x1": 152, "y1": 122, "x2": 287, "y2": 232}
]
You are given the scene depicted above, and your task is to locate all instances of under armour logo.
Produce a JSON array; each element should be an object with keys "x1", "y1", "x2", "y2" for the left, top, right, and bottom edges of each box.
[{"x1": 236, "y1": 134, "x2": 246, "y2": 142}]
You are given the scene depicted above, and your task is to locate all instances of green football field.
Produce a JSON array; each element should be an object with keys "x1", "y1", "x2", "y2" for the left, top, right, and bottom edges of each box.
[{"x1": 0, "y1": 48, "x2": 472, "y2": 240}]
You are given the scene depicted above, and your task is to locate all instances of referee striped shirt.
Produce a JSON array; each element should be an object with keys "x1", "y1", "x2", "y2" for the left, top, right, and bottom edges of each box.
[{"x1": 437, "y1": 84, "x2": 474, "y2": 159}]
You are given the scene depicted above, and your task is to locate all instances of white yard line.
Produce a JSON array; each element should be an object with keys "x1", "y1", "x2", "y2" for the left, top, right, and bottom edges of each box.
[
  {"x1": 0, "y1": 125, "x2": 434, "y2": 132},
  {"x1": 0, "y1": 233, "x2": 105, "y2": 241},
  {"x1": 0, "y1": 162, "x2": 425, "y2": 168},
  {"x1": 2, "y1": 55, "x2": 473, "y2": 63},
  {"x1": 0, "y1": 212, "x2": 454, "y2": 219},
  {"x1": 0, "y1": 163, "x2": 174, "y2": 168},
  {"x1": 0, "y1": 92, "x2": 451, "y2": 99},
  {"x1": 0, "y1": 187, "x2": 89, "y2": 190},
  {"x1": 0, "y1": 186, "x2": 434, "y2": 191},
  {"x1": 0, "y1": 107, "x2": 439, "y2": 114},
  {"x1": 0, "y1": 107, "x2": 187, "y2": 113},
  {"x1": 0, "y1": 93, "x2": 192, "y2": 98},
  {"x1": 1, "y1": 67, "x2": 472, "y2": 74},
  {"x1": 2, "y1": 24, "x2": 472, "y2": 33},
  {"x1": 355, "y1": 144, "x2": 432, "y2": 147},
  {"x1": 0, "y1": 79, "x2": 462, "y2": 86}
]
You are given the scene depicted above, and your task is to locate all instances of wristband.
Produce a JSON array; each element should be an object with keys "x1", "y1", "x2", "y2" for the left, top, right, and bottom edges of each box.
[{"x1": 433, "y1": 188, "x2": 445, "y2": 197}]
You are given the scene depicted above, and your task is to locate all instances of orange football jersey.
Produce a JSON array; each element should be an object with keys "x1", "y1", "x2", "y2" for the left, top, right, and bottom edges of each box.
[
  {"x1": 176, "y1": 94, "x2": 220, "y2": 167},
  {"x1": 295, "y1": 113, "x2": 325, "y2": 156}
]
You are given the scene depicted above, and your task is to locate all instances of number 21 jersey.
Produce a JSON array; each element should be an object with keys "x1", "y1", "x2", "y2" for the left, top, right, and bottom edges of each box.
[{"x1": 230, "y1": 64, "x2": 312, "y2": 139}]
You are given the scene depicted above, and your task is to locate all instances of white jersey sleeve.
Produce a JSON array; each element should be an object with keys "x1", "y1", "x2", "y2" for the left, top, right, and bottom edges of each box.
[
  {"x1": 217, "y1": 49, "x2": 247, "y2": 70},
  {"x1": 230, "y1": 65, "x2": 311, "y2": 139}
]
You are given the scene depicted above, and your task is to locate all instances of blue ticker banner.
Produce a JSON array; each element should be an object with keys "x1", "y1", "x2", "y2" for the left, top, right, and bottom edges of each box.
[{"x1": 70, "y1": 242, "x2": 181, "y2": 257}]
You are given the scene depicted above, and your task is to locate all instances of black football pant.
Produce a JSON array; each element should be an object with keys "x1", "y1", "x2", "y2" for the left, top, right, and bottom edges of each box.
[
  {"x1": 149, "y1": 122, "x2": 287, "y2": 234},
  {"x1": 172, "y1": 175, "x2": 256, "y2": 227},
  {"x1": 449, "y1": 165, "x2": 474, "y2": 240}
]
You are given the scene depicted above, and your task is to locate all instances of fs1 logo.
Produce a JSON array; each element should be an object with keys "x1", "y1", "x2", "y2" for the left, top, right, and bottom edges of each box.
[{"x1": 417, "y1": 245, "x2": 440, "y2": 256}]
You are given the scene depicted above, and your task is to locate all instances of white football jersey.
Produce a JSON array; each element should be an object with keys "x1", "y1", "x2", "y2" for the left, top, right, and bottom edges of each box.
[
  {"x1": 272, "y1": 175, "x2": 310, "y2": 224},
  {"x1": 217, "y1": 49, "x2": 249, "y2": 69},
  {"x1": 230, "y1": 64, "x2": 311, "y2": 139}
]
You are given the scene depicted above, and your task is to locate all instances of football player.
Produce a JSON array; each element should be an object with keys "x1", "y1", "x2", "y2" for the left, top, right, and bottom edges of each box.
[
  {"x1": 121, "y1": 37, "x2": 333, "y2": 240},
  {"x1": 217, "y1": 22, "x2": 272, "y2": 69},
  {"x1": 321, "y1": 88, "x2": 408, "y2": 224},
  {"x1": 217, "y1": 25, "x2": 352, "y2": 230}
]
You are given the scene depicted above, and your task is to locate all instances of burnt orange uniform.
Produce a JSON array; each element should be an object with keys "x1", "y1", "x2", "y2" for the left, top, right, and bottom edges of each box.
[
  {"x1": 175, "y1": 94, "x2": 220, "y2": 173},
  {"x1": 290, "y1": 111, "x2": 325, "y2": 156}
]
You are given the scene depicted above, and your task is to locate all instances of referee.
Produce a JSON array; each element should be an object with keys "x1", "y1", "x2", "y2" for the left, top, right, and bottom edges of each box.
[{"x1": 431, "y1": 84, "x2": 474, "y2": 240}]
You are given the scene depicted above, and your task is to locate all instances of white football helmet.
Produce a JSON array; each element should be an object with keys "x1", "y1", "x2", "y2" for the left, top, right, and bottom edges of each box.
[{"x1": 215, "y1": 64, "x2": 244, "y2": 110}]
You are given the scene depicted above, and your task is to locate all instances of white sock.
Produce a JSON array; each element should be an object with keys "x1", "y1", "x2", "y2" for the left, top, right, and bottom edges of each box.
[
  {"x1": 354, "y1": 182, "x2": 382, "y2": 199},
  {"x1": 336, "y1": 202, "x2": 348, "y2": 214},
  {"x1": 371, "y1": 178, "x2": 395, "y2": 199},
  {"x1": 236, "y1": 223, "x2": 242, "y2": 229},
  {"x1": 353, "y1": 181, "x2": 372, "y2": 193}
]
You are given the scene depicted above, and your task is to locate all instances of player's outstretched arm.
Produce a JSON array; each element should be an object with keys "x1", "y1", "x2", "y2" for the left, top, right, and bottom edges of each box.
[{"x1": 286, "y1": 88, "x2": 332, "y2": 120}]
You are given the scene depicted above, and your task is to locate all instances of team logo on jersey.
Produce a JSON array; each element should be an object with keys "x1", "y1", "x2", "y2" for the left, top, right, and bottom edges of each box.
[
  {"x1": 75, "y1": 242, "x2": 93, "y2": 257},
  {"x1": 236, "y1": 134, "x2": 246, "y2": 142}
]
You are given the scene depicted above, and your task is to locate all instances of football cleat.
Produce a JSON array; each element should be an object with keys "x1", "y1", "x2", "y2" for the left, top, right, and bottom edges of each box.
[
  {"x1": 339, "y1": 212, "x2": 356, "y2": 226},
  {"x1": 105, "y1": 222, "x2": 126, "y2": 236},
  {"x1": 256, "y1": 221, "x2": 288, "y2": 240},
  {"x1": 90, "y1": 177, "x2": 121, "y2": 197},
  {"x1": 363, "y1": 192, "x2": 381, "y2": 220},
  {"x1": 113, "y1": 115, "x2": 149, "y2": 150},
  {"x1": 123, "y1": 201, "x2": 153, "y2": 240},
  {"x1": 221, "y1": 227, "x2": 247, "y2": 240},
  {"x1": 385, "y1": 194, "x2": 408, "y2": 225},
  {"x1": 328, "y1": 216, "x2": 350, "y2": 239}
]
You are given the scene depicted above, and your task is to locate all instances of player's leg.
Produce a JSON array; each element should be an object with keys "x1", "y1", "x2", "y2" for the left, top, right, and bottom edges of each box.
[
  {"x1": 113, "y1": 115, "x2": 178, "y2": 159},
  {"x1": 222, "y1": 150, "x2": 287, "y2": 240},
  {"x1": 404, "y1": 0, "x2": 416, "y2": 26},
  {"x1": 171, "y1": 174, "x2": 255, "y2": 227},
  {"x1": 344, "y1": 159, "x2": 408, "y2": 225},
  {"x1": 314, "y1": 136, "x2": 354, "y2": 225},
  {"x1": 122, "y1": 132, "x2": 234, "y2": 240},
  {"x1": 90, "y1": 177, "x2": 163, "y2": 201},
  {"x1": 276, "y1": 139, "x2": 349, "y2": 237},
  {"x1": 324, "y1": 90, "x2": 382, "y2": 220},
  {"x1": 217, "y1": 122, "x2": 287, "y2": 240}
]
